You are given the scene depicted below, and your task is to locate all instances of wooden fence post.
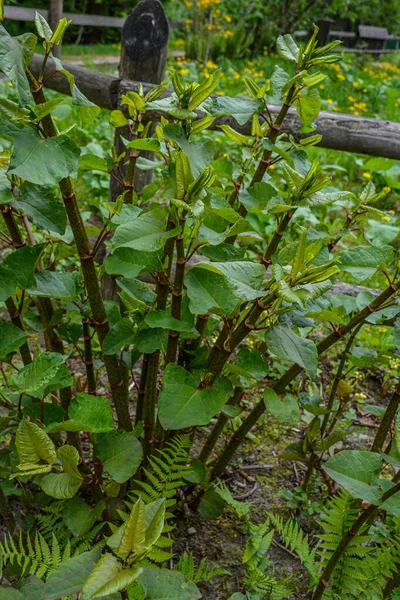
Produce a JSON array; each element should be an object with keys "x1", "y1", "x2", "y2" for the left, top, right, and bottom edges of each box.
[
  {"x1": 102, "y1": 0, "x2": 169, "y2": 301},
  {"x1": 49, "y1": 0, "x2": 63, "y2": 58},
  {"x1": 109, "y1": 0, "x2": 169, "y2": 201}
]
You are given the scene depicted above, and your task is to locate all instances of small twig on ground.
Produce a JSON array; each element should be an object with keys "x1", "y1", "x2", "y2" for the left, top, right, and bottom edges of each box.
[
  {"x1": 272, "y1": 538, "x2": 298, "y2": 559},
  {"x1": 233, "y1": 482, "x2": 259, "y2": 500},
  {"x1": 239, "y1": 464, "x2": 276, "y2": 471}
]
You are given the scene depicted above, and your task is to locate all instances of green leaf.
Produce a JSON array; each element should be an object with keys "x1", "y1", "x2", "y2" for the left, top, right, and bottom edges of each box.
[
  {"x1": 112, "y1": 207, "x2": 179, "y2": 252},
  {"x1": 227, "y1": 349, "x2": 268, "y2": 381},
  {"x1": 82, "y1": 553, "x2": 142, "y2": 599},
  {"x1": 0, "y1": 117, "x2": 80, "y2": 184},
  {"x1": 0, "y1": 27, "x2": 36, "y2": 106},
  {"x1": 205, "y1": 96, "x2": 262, "y2": 126},
  {"x1": 185, "y1": 267, "x2": 238, "y2": 316},
  {"x1": 339, "y1": 245, "x2": 394, "y2": 282},
  {"x1": 0, "y1": 322, "x2": 27, "y2": 360},
  {"x1": 28, "y1": 270, "x2": 81, "y2": 299},
  {"x1": 9, "y1": 352, "x2": 73, "y2": 398},
  {"x1": 158, "y1": 364, "x2": 228, "y2": 430},
  {"x1": 193, "y1": 261, "x2": 265, "y2": 302},
  {"x1": 0, "y1": 244, "x2": 44, "y2": 301},
  {"x1": 126, "y1": 138, "x2": 161, "y2": 153},
  {"x1": 63, "y1": 495, "x2": 105, "y2": 538},
  {"x1": 13, "y1": 182, "x2": 67, "y2": 234},
  {"x1": 94, "y1": 430, "x2": 143, "y2": 483},
  {"x1": 323, "y1": 450, "x2": 383, "y2": 503},
  {"x1": 135, "y1": 328, "x2": 168, "y2": 353},
  {"x1": 295, "y1": 87, "x2": 321, "y2": 131},
  {"x1": 263, "y1": 389, "x2": 300, "y2": 425},
  {"x1": 34, "y1": 12, "x2": 53, "y2": 41},
  {"x1": 103, "y1": 318, "x2": 136, "y2": 355},
  {"x1": 144, "y1": 310, "x2": 194, "y2": 332},
  {"x1": 198, "y1": 489, "x2": 225, "y2": 520},
  {"x1": 276, "y1": 34, "x2": 299, "y2": 61},
  {"x1": 39, "y1": 472, "x2": 82, "y2": 499},
  {"x1": 47, "y1": 393, "x2": 114, "y2": 434},
  {"x1": 145, "y1": 498, "x2": 166, "y2": 548},
  {"x1": 40, "y1": 548, "x2": 101, "y2": 600},
  {"x1": 0, "y1": 588, "x2": 25, "y2": 600},
  {"x1": 57, "y1": 445, "x2": 83, "y2": 479},
  {"x1": 140, "y1": 567, "x2": 201, "y2": 600},
  {"x1": 16, "y1": 418, "x2": 57, "y2": 465},
  {"x1": 265, "y1": 325, "x2": 318, "y2": 378},
  {"x1": 79, "y1": 153, "x2": 111, "y2": 173},
  {"x1": 117, "y1": 498, "x2": 146, "y2": 559},
  {"x1": 81, "y1": 553, "x2": 120, "y2": 600},
  {"x1": 106, "y1": 247, "x2": 161, "y2": 279}
]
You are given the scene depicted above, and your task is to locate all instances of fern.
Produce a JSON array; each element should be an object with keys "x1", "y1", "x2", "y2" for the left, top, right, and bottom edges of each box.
[
  {"x1": 174, "y1": 551, "x2": 228, "y2": 583},
  {"x1": 0, "y1": 532, "x2": 70, "y2": 579},
  {"x1": 317, "y1": 490, "x2": 373, "y2": 597},
  {"x1": 130, "y1": 434, "x2": 191, "y2": 510},
  {"x1": 244, "y1": 567, "x2": 292, "y2": 600},
  {"x1": 270, "y1": 514, "x2": 318, "y2": 584}
]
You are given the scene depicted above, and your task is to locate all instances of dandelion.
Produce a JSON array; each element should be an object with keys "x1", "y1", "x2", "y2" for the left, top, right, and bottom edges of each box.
[
  {"x1": 337, "y1": 73, "x2": 345, "y2": 81},
  {"x1": 180, "y1": 68, "x2": 189, "y2": 75},
  {"x1": 327, "y1": 98, "x2": 333, "y2": 104},
  {"x1": 348, "y1": 96, "x2": 356, "y2": 102},
  {"x1": 205, "y1": 60, "x2": 218, "y2": 70},
  {"x1": 363, "y1": 172, "x2": 372, "y2": 179},
  {"x1": 8, "y1": 81, "x2": 13, "y2": 87},
  {"x1": 384, "y1": 186, "x2": 391, "y2": 193},
  {"x1": 224, "y1": 15, "x2": 232, "y2": 22},
  {"x1": 319, "y1": 84, "x2": 325, "y2": 89},
  {"x1": 383, "y1": 215, "x2": 391, "y2": 221}
]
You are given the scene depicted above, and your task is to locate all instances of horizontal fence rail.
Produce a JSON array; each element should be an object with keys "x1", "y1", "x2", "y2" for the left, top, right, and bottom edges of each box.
[
  {"x1": 29, "y1": 54, "x2": 400, "y2": 160},
  {"x1": 3, "y1": 5, "x2": 183, "y2": 29}
]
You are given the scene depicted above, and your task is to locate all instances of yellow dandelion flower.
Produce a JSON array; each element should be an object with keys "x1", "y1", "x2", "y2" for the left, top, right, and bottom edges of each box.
[
  {"x1": 180, "y1": 68, "x2": 189, "y2": 75},
  {"x1": 363, "y1": 172, "x2": 372, "y2": 179},
  {"x1": 205, "y1": 60, "x2": 218, "y2": 70},
  {"x1": 8, "y1": 81, "x2": 13, "y2": 87},
  {"x1": 337, "y1": 73, "x2": 345, "y2": 81},
  {"x1": 383, "y1": 215, "x2": 391, "y2": 221},
  {"x1": 327, "y1": 98, "x2": 333, "y2": 104},
  {"x1": 383, "y1": 186, "x2": 391, "y2": 192},
  {"x1": 319, "y1": 84, "x2": 325, "y2": 89}
]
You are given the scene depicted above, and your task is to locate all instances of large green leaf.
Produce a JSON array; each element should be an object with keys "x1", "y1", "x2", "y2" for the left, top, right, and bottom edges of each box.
[
  {"x1": 94, "y1": 430, "x2": 143, "y2": 483},
  {"x1": 144, "y1": 310, "x2": 194, "y2": 332},
  {"x1": 323, "y1": 450, "x2": 383, "y2": 504},
  {"x1": 0, "y1": 117, "x2": 80, "y2": 185},
  {"x1": 158, "y1": 364, "x2": 228, "y2": 430},
  {"x1": 0, "y1": 244, "x2": 44, "y2": 301},
  {"x1": 265, "y1": 325, "x2": 318, "y2": 378},
  {"x1": 227, "y1": 349, "x2": 269, "y2": 381},
  {"x1": 16, "y1": 419, "x2": 57, "y2": 465},
  {"x1": 13, "y1": 182, "x2": 67, "y2": 234},
  {"x1": 39, "y1": 548, "x2": 101, "y2": 600},
  {"x1": 185, "y1": 267, "x2": 238, "y2": 315},
  {"x1": 39, "y1": 472, "x2": 82, "y2": 499},
  {"x1": 0, "y1": 322, "x2": 27, "y2": 360},
  {"x1": 140, "y1": 567, "x2": 201, "y2": 600},
  {"x1": 105, "y1": 247, "x2": 162, "y2": 279},
  {"x1": 295, "y1": 87, "x2": 321, "y2": 131},
  {"x1": 47, "y1": 393, "x2": 114, "y2": 433},
  {"x1": 193, "y1": 261, "x2": 265, "y2": 302},
  {"x1": 63, "y1": 496, "x2": 106, "y2": 537},
  {"x1": 339, "y1": 245, "x2": 394, "y2": 283},
  {"x1": 103, "y1": 318, "x2": 136, "y2": 355},
  {"x1": 112, "y1": 207, "x2": 179, "y2": 252},
  {"x1": 135, "y1": 328, "x2": 168, "y2": 353},
  {"x1": 28, "y1": 270, "x2": 81, "y2": 299},
  {"x1": 0, "y1": 27, "x2": 36, "y2": 106},
  {"x1": 9, "y1": 352, "x2": 73, "y2": 398},
  {"x1": 205, "y1": 96, "x2": 262, "y2": 126}
]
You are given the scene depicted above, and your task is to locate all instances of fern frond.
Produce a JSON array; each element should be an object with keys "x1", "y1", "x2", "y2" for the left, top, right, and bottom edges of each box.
[{"x1": 174, "y1": 551, "x2": 228, "y2": 583}]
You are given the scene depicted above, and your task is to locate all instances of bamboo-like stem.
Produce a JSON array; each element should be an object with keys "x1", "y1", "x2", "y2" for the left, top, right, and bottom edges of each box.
[
  {"x1": 135, "y1": 353, "x2": 148, "y2": 425},
  {"x1": 142, "y1": 225, "x2": 175, "y2": 456},
  {"x1": 371, "y1": 387, "x2": 400, "y2": 453},
  {"x1": 0, "y1": 486, "x2": 16, "y2": 534},
  {"x1": 199, "y1": 386, "x2": 243, "y2": 464},
  {"x1": 82, "y1": 317, "x2": 96, "y2": 394},
  {"x1": 320, "y1": 323, "x2": 363, "y2": 437},
  {"x1": 27, "y1": 70, "x2": 132, "y2": 432},
  {"x1": 165, "y1": 218, "x2": 186, "y2": 366},
  {"x1": 383, "y1": 569, "x2": 400, "y2": 599},
  {"x1": 5, "y1": 298, "x2": 32, "y2": 365},
  {"x1": 312, "y1": 471, "x2": 400, "y2": 600},
  {"x1": 211, "y1": 282, "x2": 399, "y2": 477}
]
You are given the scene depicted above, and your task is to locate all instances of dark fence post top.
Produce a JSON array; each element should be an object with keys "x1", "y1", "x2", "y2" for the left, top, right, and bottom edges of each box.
[{"x1": 122, "y1": 0, "x2": 169, "y2": 63}]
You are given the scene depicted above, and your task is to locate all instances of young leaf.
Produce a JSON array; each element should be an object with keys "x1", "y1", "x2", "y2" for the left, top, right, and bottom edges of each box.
[
  {"x1": 9, "y1": 352, "x2": 73, "y2": 398},
  {"x1": 56, "y1": 445, "x2": 83, "y2": 479},
  {"x1": 39, "y1": 472, "x2": 82, "y2": 499},
  {"x1": 117, "y1": 498, "x2": 146, "y2": 559},
  {"x1": 16, "y1": 419, "x2": 57, "y2": 465},
  {"x1": 0, "y1": 27, "x2": 37, "y2": 106},
  {"x1": 47, "y1": 393, "x2": 114, "y2": 434},
  {"x1": 112, "y1": 207, "x2": 179, "y2": 252},
  {"x1": 34, "y1": 12, "x2": 52, "y2": 41},
  {"x1": 276, "y1": 34, "x2": 300, "y2": 61}
]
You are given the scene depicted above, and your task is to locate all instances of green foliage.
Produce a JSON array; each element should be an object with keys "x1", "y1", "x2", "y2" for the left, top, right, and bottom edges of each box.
[{"x1": 174, "y1": 551, "x2": 228, "y2": 583}]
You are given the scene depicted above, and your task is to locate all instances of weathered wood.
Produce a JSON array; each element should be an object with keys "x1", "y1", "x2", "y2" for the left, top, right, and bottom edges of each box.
[
  {"x1": 110, "y1": 0, "x2": 169, "y2": 201},
  {"x1": 29, "y1": 54, "x2": 400, "y2": 160},
  {"x1": 49, "y1": 0, "x2": 63, "y2": 58},
  {"x1": 3, "y1": 5, "x2": 182, "y2": 29}
]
